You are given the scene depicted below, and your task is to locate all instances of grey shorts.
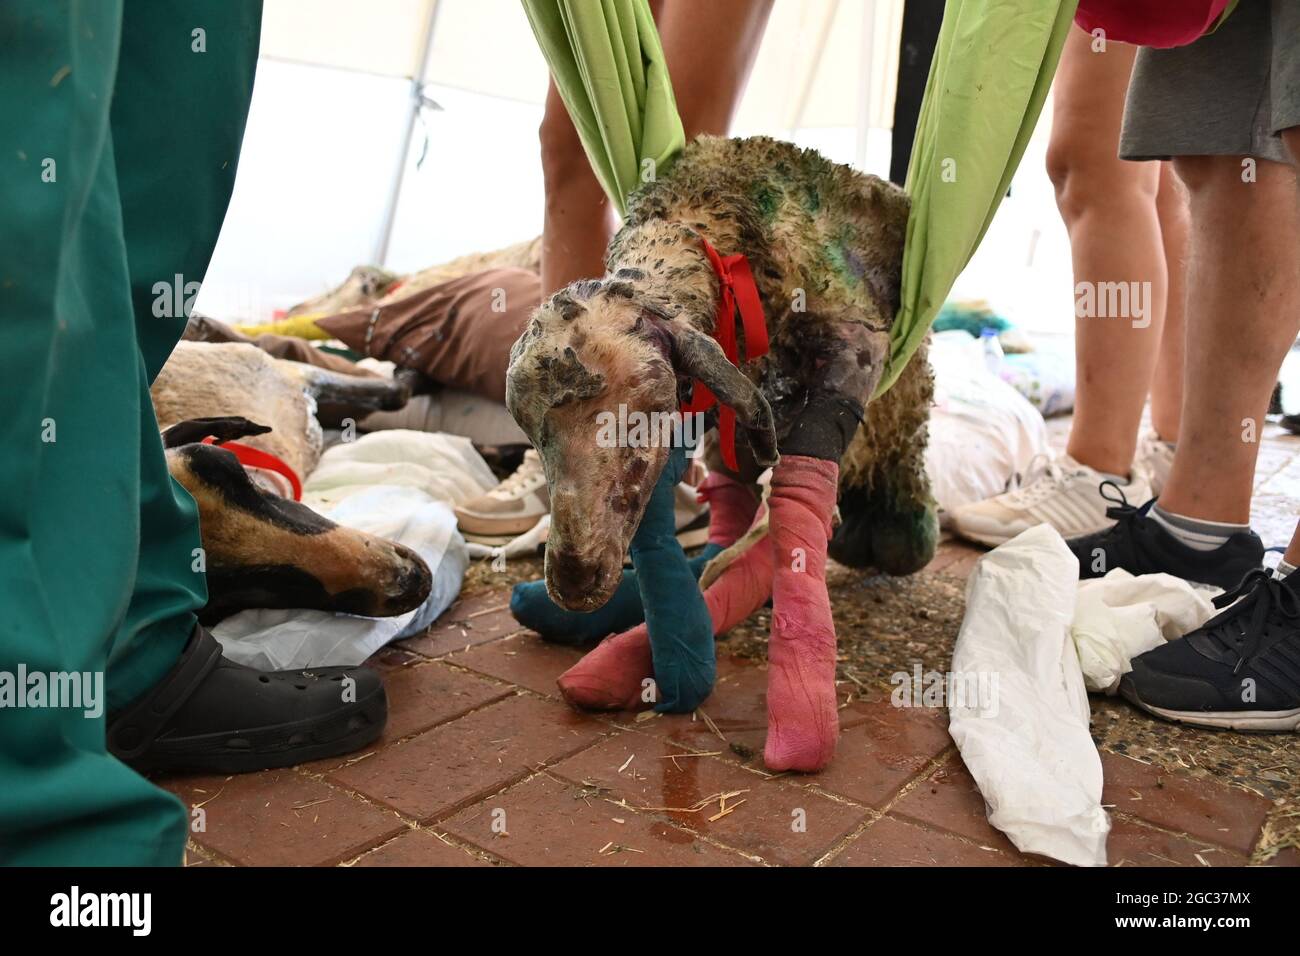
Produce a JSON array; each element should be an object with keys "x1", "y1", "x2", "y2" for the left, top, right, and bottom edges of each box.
[{"x1": 1120, "y1": 0, "x2": 1300, "y2": 165}]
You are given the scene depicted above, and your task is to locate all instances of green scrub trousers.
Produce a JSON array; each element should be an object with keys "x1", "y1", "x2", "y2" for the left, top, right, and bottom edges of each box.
[{"x1": 0, "y1": 0, "x2": 261, "y2": 865}]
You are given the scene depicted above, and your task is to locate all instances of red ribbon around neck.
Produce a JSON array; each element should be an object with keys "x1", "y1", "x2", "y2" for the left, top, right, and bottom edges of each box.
[
  {"x1": 201, "y1": 436, "x2": 303, "y2": 501},
  {"x1": 680, "y1": 236, "x2": 769, "y2": 471}
]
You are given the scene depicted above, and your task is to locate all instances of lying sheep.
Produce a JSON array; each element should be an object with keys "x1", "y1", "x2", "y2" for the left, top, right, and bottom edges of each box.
[
  {"x1": 506, "y1": 135, "x2": 935, "y2": 772},
  {"x1": 152, "y1": 342, "x2": 429, "y2": 622},
  {"x1": 152, "y1": 340, "x2": 409, "y2": 481}
]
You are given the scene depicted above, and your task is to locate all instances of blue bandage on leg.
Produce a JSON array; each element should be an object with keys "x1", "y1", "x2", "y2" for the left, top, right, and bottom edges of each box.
[
  {"x1": 633, "y1": 445, "x2": 716, "y2": 712},
  {"x1": 509, "y1": 543, "x2": 722, "y2": 645}
]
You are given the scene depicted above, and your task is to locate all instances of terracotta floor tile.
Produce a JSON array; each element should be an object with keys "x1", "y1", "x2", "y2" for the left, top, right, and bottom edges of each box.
[
  {"x1": 829, "y1": 815, "x2": 1023, "y2": 867},
  {"x1": 443, "y1": 774, "x2": 754, "y2": 866},
  {"x1": 379, "y1": 661, "x2": 512, "y2": 740},
  {"x1": 1106, "y1": 818, "x2": 1247, "y2": 867},
  {"x1": 549, "y1": 734, "x2": 869, "y2": 865},
  {"x1": 327, "y1": 693, "x2": 611, "y2": 821},
  {"x1": 890, "y1": 756, "x2": 1021, "y2": 854},
  {"x1": 1101, "y1": 752, "x2": 1271, "y2": 855},
  {"x1": 802, "y1": 696, "x2": 953, "y2": 807},
  {"x1": 350, "y1": 828, "x2": 496, "y2": 867},
  {"x1": 398, "y1": 608, "x2": 522, "y2": 659},
  {"x1": 450, "y1": 630, "x2": 585, "y2": 698},
  {"x1": 164, "y1": 771, "x2": 403, "y2": 866}
]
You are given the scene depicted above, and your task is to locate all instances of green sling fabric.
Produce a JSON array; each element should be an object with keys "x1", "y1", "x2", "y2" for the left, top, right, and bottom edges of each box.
[
  {"x1": 521, "y1": 0, "x2": 1077, "y2": 397},
  {"x1": 0, "y1": 0, "x2": 261, "y2": 865},
  {"x1": 521, "y1": 0, "x2": 684, "y2": 218},
  {"x1": 884, "y1": 0, "x2": 1077, "y2": 395}
]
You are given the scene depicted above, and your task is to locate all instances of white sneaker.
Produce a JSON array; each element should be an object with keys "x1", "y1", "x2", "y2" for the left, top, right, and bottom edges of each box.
[
  {"x1": 455, "y1": 449, "x2": 549, "y2": 537},
  {"x1": 951, "y1": 453, "x2": 1152, "y2": 547},
  {"x1": 1134, "y1": 429, "x2": 1175, "y2": 496}
]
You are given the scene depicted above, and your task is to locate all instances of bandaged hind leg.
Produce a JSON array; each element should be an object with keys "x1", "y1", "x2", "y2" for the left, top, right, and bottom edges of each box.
[
  {"x1": 763, "y1": 453, "x2": 841, "y2": 772},
  {"x1": 511, "y1": 470, "x2": 757, "y2": 644}
]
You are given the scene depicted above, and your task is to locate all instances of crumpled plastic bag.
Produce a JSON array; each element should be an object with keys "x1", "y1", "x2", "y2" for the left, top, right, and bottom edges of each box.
[
  {"x1": 1073, "y1": 569, "x2": 1219, "y2": 694},
  {"x1": 948, "y1": 524, "x2": 1111, "y2": 867},
  {"x1": 211, "y1": 430, "x2": 497, "y2": 670},
  {"x1": 212, "y1": 484, "x2": 466, "y2": 670}
]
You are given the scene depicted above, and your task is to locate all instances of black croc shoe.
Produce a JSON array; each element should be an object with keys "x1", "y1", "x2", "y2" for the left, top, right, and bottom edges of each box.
[
  {"x1": 108, "y1": 626, "x2": 387, "y2": 774},
  {"x1": 1065, "y1": 483, "x2": 1262, "y2": 589},
  {"x1": 1120, "y1": 568, "x2": 1300, "y2": 732}
]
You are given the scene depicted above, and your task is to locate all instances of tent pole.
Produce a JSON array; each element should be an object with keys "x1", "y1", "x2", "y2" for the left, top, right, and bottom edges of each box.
[{"x1": 374, "y1": 0, "x2": 442, "y2": 267}]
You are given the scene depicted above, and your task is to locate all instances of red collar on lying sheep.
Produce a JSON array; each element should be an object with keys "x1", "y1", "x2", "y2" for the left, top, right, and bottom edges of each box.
[
  {"x1": 680, "y1": 236, "x2": 769, "y2": 470},
  {"x1": 200, "y1": 436, "x2": 304, "y2": 501}
]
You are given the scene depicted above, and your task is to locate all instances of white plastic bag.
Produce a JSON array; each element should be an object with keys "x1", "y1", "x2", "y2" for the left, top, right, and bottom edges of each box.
[
  {"x1": 948, "y1": 525, "x2": 1110, "y2": 866},
  {"x1": 1072, "y1": 569, "x2": 1219, "y2": 694}
]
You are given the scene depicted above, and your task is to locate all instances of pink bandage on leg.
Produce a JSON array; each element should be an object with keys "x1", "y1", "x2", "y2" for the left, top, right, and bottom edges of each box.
[
  {"x1": 764, "y1": 455, "x2": 840, "y2": 772},
  {"x1": 558, "y1": 505, "x2": 775, "y2": 711},
  {"x1": 698, "y1": 470, "x2": 759, "y2": 548}
]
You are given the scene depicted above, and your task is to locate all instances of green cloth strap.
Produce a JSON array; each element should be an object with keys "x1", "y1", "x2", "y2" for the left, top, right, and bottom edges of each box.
[
  {"x1": 879, "y1": 0, "x2": 1077, "y2": 397},
  {"x1": 522, "y1": 0, "x2": 684, "y2": 217},
  {"x1": 524, "y1": 0, "x2": 1076, "y2": 401}
]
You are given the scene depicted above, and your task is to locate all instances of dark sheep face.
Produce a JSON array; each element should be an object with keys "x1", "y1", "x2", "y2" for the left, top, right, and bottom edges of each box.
[{"x1": 165, "y1": 438, "x2": 432, "y2": 623}]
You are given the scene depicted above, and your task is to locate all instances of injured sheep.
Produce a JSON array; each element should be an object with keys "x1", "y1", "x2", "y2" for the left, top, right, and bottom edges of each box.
[{"x1": 505, "y1": 135, "x2": 936, "y2": 772}]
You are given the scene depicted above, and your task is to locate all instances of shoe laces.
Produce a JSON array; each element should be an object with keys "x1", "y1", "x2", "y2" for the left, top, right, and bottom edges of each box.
[
  {"x1": 1003, "y1": 454, "x2": 1071, "y2": 505},
  {"x1": 492, "y1": 452, "x2": 545, "y2": 497},
  {"x1": 1205, "y1": 568, "x2": 1300, "y2": 674},
  {"x1": 1080, "y1": 481, "x2": 1151, "y2": 564}
]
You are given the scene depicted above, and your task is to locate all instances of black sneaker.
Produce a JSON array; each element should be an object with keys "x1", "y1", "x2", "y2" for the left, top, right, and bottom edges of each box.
[
  {"x1": 1065, "y1": 483, "x2": 1262, "y2": 589},
  {"x1": 1119, "y1": 568, "x2": 1300, "y2": 732}
]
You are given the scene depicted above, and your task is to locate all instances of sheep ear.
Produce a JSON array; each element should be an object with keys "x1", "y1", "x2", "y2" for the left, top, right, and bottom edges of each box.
[
  {"x1": 161, "y1": 416, "x2": 271, "y2": 448},
  {"x1": 670, "y1": 325, "x2": 778, "y2": 466}
]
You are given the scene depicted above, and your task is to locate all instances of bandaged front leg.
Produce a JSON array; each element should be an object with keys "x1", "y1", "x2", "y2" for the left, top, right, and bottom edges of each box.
[
  {"x1": 630, "y1": 445, "x2": 715, "y2": 712},
  {"x1": 510, "y1": 471, "x2": 757, "y2": 645},
  {"x1": 558, "y1": 500, "x2": 775, "y2": 711},
  {"x1": 764, "y1": 454, "x2": 841, "y2": 772}
]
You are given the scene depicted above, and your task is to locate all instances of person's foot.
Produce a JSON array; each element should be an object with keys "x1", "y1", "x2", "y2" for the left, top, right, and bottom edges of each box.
[
  {"x1": 455, "y1": 449, "x2": 549, "y2": 539},
  {"x1": 1065, "y1": 487, "x2": 1263, "y2": 589},
  {"x1": 951, "y1": 453, "x2": 1151, "y2": 547},
  {"x1": 1134, "y1": 429, "x2": 1175, "y2": 496},
  {"x1": 107, "y1": 626, "x2": 387, "y2": 774},
  {"x1": 1120, "y1": 568, "x2": 1300, "y2": 731}
]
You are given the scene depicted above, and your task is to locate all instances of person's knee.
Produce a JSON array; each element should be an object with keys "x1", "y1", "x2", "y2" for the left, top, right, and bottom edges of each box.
[{"x1": 1046, "y1": 139, "x2": 1158, "y2": 225}]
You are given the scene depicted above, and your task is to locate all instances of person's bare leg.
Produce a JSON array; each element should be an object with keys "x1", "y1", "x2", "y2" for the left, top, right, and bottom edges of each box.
[
  {"x1": 539, "y1": 80, "x2": 614, "y2": 297},
  {"x1": 538, "y1": 0, "x2": 772, "y2": 297},
  {"x1": 1158, "y1": 152, "x2": 1300, "y2": 524},
  {"x1": 1150, "y1": 162, "x2": 1189, "y2": 443},
  {"x1": 1274, "y1": 129, "x2": 1300, "y2": 568},
  {"x1": 657, "y1": 0, "x2": 773, "y2": 139},
  {"x1": 1048, "y1": 32, "x2": 1167, "y2": 477}
]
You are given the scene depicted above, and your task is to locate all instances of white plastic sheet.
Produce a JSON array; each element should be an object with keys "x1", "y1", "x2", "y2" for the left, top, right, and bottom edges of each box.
[
  {"x1": 212, "y1": 430, "x2": 499, "y2": 669},
  {"x1": 948, "y1": 525, "x2": 1111, "y2": 867},
  {"x1": 1073, "y1": 569, "x2": 1219, "y2": 694}
]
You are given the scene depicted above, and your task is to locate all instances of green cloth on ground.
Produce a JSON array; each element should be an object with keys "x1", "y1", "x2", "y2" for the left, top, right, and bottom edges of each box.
[{"x1": 0, "y1": 0, "x2": 261, "y2": 865}]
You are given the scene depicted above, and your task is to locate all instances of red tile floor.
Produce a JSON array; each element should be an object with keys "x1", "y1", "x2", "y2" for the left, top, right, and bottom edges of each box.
[{"x1": 163, "y1": 421, "x2": 1300, "y2": 867}]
